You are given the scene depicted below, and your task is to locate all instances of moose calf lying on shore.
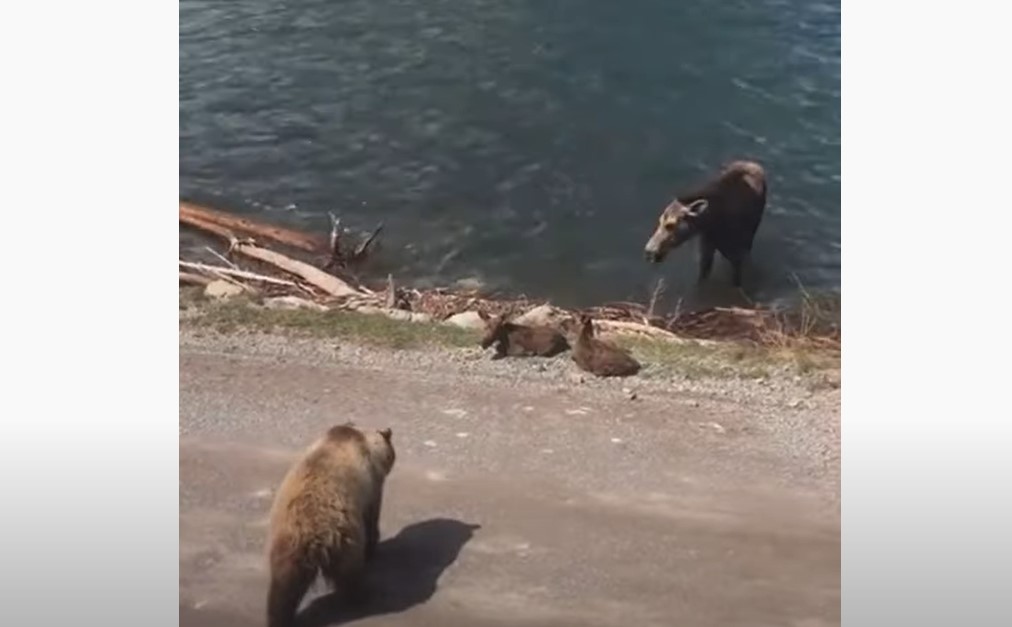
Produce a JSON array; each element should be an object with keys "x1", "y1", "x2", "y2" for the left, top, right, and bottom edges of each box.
[
  {"x1": 643, "y1": 160, "x2": 767, "y2": 287},
  {"x1": 478, "y1": 311, "x2": 570, "y2": 359},
  {"x1": 570, "y1": 314, "x2": 641, "y2": 377}
]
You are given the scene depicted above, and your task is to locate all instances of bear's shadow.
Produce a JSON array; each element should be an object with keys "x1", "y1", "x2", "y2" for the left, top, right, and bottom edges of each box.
[{"x1": 297, "y1": 518, "x2": 480, "y2": 626}]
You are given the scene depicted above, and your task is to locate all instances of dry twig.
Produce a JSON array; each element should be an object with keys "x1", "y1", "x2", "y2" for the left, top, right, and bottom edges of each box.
[{"x1": 178, "y1": 260, "x2": 299, "y2": 287}]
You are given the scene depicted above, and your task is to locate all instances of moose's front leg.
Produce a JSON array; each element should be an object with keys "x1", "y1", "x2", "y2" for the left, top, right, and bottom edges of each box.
[{"x1": 697, "y1": 237, "x2": 716, "y2": 282}]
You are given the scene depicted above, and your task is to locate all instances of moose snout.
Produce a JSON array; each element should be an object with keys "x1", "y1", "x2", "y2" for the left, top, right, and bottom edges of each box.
[{"x1": 644, "y1": 246, "x2": 664, "y2": 263}]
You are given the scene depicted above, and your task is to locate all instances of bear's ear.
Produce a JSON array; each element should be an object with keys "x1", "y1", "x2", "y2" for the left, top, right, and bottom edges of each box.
[{"x1": 378, "y1": 427, "x2": 393, "y2": 442}]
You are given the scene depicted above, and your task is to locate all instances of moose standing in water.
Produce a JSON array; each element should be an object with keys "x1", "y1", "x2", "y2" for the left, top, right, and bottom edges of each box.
[{"x1": 643, "y1": 160, "x2": 767, "y2": 287}]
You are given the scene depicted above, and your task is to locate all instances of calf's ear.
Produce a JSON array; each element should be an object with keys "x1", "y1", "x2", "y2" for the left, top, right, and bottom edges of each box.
[{"x1": 685, "y1": 198, "x2": 709, "y2": 218}]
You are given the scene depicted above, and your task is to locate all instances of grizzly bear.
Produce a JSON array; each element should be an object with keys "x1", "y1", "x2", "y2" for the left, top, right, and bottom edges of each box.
[{"x1": 266, "y1": 423, "x2": 396, "y2": 627}]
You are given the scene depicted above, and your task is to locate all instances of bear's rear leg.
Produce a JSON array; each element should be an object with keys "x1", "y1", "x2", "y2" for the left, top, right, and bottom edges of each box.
[
  {"x1": 321, "y1": 541, "x2": 370, "y2": 606},
  {"x1": 267, "y1": 558, "x2": 316, "y2": 627}
]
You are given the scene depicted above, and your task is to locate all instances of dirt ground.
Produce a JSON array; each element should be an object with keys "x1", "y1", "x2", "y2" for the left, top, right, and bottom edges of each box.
[{"x1": 179, "y1": 329, "x2": 840, "y2": 627}]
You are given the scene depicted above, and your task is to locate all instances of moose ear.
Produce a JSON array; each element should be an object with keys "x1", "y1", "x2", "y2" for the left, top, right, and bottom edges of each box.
[
  {"x1": 378, "y1": 428, "x2": 392, "y2": 442},
  {"x1": 685, "y1": 198, "x2": 709, "y2": 218}
]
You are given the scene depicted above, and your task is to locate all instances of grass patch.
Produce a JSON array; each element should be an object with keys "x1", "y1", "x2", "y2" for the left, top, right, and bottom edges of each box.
[
  {"x1": 183, "y1": 298, "x2": 480, "y2": 350},
  {"x1": 179, "y1": 285, "x2": 206, "y2": 309},
  {"x1": 755, "y1": 288, "x2": 840, "y2": 350},
  {"x1": 612, "y1": 335, "x2": 839, "y2": 381},
  {"x1": 180, "y1": 293, "x2": 839, "y2": 384}
]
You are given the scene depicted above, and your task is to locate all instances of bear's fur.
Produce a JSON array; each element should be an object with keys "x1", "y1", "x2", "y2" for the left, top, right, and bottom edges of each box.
[{"x1": 266, "y1": 423, "x2": 395, "y2": 627}]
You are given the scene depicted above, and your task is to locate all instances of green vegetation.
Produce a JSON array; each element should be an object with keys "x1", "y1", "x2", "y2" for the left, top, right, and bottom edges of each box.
[
  {"x1": 612, "y1": 335, "x2": 838, "y2": 382},
  {"x1": 183, "y1": 296, "x2": 479, "y2": 350},
  {"x1": 181, "y1": 288, "x2": 838, "y2": 386}
]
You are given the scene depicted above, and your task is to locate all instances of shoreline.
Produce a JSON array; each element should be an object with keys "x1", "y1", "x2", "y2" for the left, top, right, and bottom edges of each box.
[
  {"x1": 180, "y1": 287, "x2": 839, "y2": 390},
  {"x1": 178, "y1": 317, "x2": 841, "y2": 452},
  {"x1": 179, "y1": 200, "x2": 839, "y2": 386}
]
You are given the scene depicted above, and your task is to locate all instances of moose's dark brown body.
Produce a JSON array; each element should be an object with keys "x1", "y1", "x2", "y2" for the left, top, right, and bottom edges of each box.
[
  {"x1": 644, "y1": 160, "x2": 767, "y2": 286},
  {"x1": 479, "y1": 312, "x2": 570, "y2": 359},
  {"x1": 571, "y1": 315, "x2": 641, "y2": 378}
]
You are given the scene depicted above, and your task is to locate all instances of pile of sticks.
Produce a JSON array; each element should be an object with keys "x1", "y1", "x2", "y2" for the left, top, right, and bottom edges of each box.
[{"x1": 179, "y1": 201, "x2": 382, "y2": 307}]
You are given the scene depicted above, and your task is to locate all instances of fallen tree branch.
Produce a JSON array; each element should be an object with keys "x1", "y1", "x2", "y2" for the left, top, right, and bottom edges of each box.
[
  {"x1": 325, "y1": 212, "x2": 344, "y2": 271},
  {"x1": 180, "y1": 211, "x2": 236, "y2": 242},
  {"x1": 385, "y1": 274, "x2": 396, "y2": 308},
  {"x1": 228, "y1": 238, "x2": 371, "y2": 298},
  {"x1": 179, "y1": 271, "x2": 213, "y2": 286},
  {"x1": 204, "y1": 246, "x2": 237, "y2": 269},
  {"x1": 180, "y1": 210, "x2": 371, "y2": 297},
  {"x1": 178, "y1": 260, "x2": 298, "y2": 287},
  {"x1": 713, "y1": 306, "x2": 766, "y2": 316},
  {"x1": 594, "y1": 319, "x2": 686, "y2": 342},
  {"x1": 323, "y1": 213, "x2": 383, "y2": 270},
  {"x1": 180, "y1": 201, "x2": 325, "y2": 253},
  {"x1": 351, "y1": 223, "x2": 383, "y2": 261},
  {"x1": 213, "y1": 272, "x2": 258, "y2": 293}
]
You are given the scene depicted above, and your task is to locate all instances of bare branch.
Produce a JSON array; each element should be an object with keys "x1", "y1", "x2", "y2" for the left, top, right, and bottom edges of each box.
[
  {"x1": 178, "y1": 260, "x2": 297, "y2": 287},
  {"x1": 351, "y1": 223, "x2": 384, "y2": 261},
  {"x1": 204, "y1": 246, "x2": 238, "y2": 269},
  {"x1": 385, "y1": 273, "x2": 396, "y2": 308},
  {"x1": 179, "y1": 271, "x2": 213, "y2": 286},
  {"x1": 226, "y1": 237, "x2": 371, "y2": 298},
  {"x1": 324, "y1": 212, "x2": 346, "y2": 271},
  {"x1": 646, "y1": 278, "x2": 666, "y2": 323}
]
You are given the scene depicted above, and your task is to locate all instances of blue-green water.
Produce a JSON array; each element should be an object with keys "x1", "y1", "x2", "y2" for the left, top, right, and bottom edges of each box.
[{"x1": 180, "y1": 0, "x2": 839, "y2": 310}]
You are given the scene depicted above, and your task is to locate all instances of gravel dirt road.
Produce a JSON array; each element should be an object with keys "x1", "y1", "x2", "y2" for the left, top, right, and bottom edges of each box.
[{"x1": 179, "y1": 329, "x2": 839, "y2": 627}]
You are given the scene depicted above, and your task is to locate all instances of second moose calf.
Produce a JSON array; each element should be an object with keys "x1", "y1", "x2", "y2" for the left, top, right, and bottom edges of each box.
[
  {"x1": 478, "y1": 311, "x2": 570, "y2": 360},
  {"x1": 570, "y1": 314, "x2": 641, "y2": 377}
]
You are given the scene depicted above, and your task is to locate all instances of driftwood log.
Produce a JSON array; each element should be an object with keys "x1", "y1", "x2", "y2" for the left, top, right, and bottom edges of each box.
[
  {"x1": 179, "y1": 271, "x2": 213, "y2": 286},
  {"x1": 229, "y1": 238, "x2": 369, "y2": 298},
  {"x1": 180, "y1": 202, "x2": 325, "y2": 253},
  {"x1": 180, "y1": 205, "x2": 371, "y2": 299},
  {"x1": 594, "y1": 319, "x2": 686, "y2": 343},
  {"x1": 178, "y1": 261, "x2": 300, "y2": 288}
]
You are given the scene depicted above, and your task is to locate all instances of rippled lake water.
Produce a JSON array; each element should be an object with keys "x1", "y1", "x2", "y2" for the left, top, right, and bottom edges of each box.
[{"x1": 180, "y1": 0, "x2": 839, "y2": 310}]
